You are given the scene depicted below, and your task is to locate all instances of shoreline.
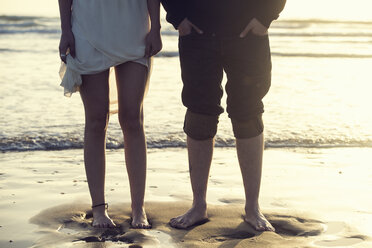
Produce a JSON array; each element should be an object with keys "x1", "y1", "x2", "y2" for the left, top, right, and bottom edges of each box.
[{"x1": 0, "y1": 147, "x2": 371, "y2": 247}]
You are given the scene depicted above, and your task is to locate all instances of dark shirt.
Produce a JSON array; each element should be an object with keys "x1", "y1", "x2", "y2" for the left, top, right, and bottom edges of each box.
[{"x1": 161, "y1": 0, "x2": 286, "y2": 36}]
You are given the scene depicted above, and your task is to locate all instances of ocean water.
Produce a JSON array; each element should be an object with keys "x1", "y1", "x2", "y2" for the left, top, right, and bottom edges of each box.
[{"x1": 1, "y1": 13, "x2": 372, "y2": 152}]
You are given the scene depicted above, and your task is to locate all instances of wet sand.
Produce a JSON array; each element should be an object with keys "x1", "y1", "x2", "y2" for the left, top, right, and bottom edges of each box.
[{"x1": 0, "y1": 148, "x2": 371, "y2": 247}]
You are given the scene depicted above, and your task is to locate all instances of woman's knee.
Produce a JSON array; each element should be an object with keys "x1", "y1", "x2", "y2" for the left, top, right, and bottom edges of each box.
[
  {"x1": 118, "y1": 110, "x2": 143, "y2": 131},
  {"x1": 85, "y1": 113, "x2": 110, "y2": 133}
]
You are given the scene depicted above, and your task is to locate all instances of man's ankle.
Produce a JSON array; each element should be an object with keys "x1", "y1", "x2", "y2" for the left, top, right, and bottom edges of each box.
[
  {"x1": 192, "y1": 200, "x2": 207, "y2": 210},
  {"x1": 245, "y1": 201, "x2": 260, "y2": 212}
]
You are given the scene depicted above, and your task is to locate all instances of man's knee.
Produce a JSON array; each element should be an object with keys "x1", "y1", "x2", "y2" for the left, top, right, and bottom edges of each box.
[
  {"x1": 231, "y1": 114, "x2": 264, "y2": 139},
  {"x1": 184, "y1": 110, "x2": 219, "y2": 140}
]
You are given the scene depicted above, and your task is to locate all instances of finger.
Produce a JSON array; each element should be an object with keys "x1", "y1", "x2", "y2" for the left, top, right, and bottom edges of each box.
[
  {"x1": 145, "y1": 43, "x2": 151, "y2": 58},
  {"x1": 59, "y1": 46, "x2": 67, "y2": 61},
  {"x1": 178, "y1": 18, "x2": 189, "y2": 30},
  {"x1": 178, "y1": 23, "x2": 191, "y2": 36},
  {"x1": 150, "y1": 42, "x2": 160, "y2": 57},
  {"x1": 59, "y1": 42, "x2": 67, "y2": 55},
  {"x1": 251, "y1": 22, "x2": 268, "y2": 36},
  {"x1": 59, "y1": 41, "x2": 68, "y2": 63},
  {"x1": 190, "y1": 23, "x2": 203, "y2": 34},
  {"x1": 239, "y1": 21, "x2": 254, "y2": 38},
  {"x1": 251, "y1": 27, "x2": 268, "y2": 36},
  {"x1": 59, "y1": 51, "x2": 67, "y2": 63},
  {"x1": 151, "y1": 45, "x2": 161, "y2": 57},
  {"x1": 69, "y1": 41, "x2": 76, "y2": 58}
]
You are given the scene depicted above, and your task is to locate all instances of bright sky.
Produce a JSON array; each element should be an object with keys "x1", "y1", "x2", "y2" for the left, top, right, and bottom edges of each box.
[{"x1": 0, "y1": 0, "x2": 372, "y2": 21}]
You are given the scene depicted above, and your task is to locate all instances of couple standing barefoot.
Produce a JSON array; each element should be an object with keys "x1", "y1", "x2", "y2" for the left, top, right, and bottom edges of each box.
[{"x1": 58, "y1": 0, "x2": 286, "y2": 231}]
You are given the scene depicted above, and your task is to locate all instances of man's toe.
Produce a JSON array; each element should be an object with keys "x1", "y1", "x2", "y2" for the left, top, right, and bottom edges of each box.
[
  {"x1": 266, "y1": 224, "x2": 275, "y2": 232},
  {"x1": 180, "y1": 222, "x2": 189, "y2": 229},
  {"x1": 169, "y1": 219, "x2": 176, "y2": 227},
  {"x1": 172, "y1": 217, "x2": 182, "y2": 226}
]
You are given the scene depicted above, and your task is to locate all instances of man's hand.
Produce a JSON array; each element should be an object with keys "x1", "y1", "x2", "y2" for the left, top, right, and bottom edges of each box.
[
  {"x1": 240, "y1": 18, "x2": 268, "y2": 38},
  {"x1": 178, "y1": 18, "x2": 203, "y2": 37},
  {"x1": 145, "y1": 28, "x2": 163, "y2": 57}
]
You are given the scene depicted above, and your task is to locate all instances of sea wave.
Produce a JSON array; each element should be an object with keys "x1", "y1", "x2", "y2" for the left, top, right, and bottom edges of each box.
[
  {"x1": 270, "y1": 33, "x2": 372, "y2": 38},
  {"x1": 271, "y1": 52, "x2": 372, "y2": 59},
  {"x1": 1, "y1": 135, "x2": 371, "y2": 152},
  {"x1": 155, "y1": 51, "x2": 372, "y2": 59},
  {"x1": 277, "y1": 19, "x2": 372, "y2": 25},
  {"x1": 0, "y1": 29, "x2": 60, "y2": 34},
  {"x1": 2, "y1": 15, "x2": 372, "y2": 39},
  {"x1": 0, "y1": 15, "x2": 59, "y2": 34}
]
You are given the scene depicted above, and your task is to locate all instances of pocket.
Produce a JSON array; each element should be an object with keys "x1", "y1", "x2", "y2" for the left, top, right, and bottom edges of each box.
[
  {"x1": 178, "y1": 28, "x2": 194, "y2": 39},
  {"x1": 226, "y1": 34, "x2": 271, "y2": 74},
  {"x1": 179, "y1": 31, "x2": 192, "y2": 38},
  {"x1": 245, "y1": 31, "x2": 269, "y2": 40},
  {"x1": 179, "y1": 28, "x2": 201, "y2": 40}
]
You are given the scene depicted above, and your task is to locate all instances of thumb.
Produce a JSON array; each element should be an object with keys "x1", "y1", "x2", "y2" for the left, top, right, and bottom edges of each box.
[
  {"x1": 190, "y1": 22, "x2": 203, "y2": 34},
  {"x1": 239, "y1": 21, "x2": 254, "y2": 38}
]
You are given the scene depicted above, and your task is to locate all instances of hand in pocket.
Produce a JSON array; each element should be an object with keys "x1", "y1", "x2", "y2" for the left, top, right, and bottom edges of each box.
[
  {"x1": 178, "y1": 18, "x2": 203, "y2": 37},
  {"x1": 239, "y1": 18, "x2": 268, "y2": 38}
]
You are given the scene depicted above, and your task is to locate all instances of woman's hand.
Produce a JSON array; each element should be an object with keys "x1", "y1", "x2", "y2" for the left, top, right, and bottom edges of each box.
[
  {"x1": 239, "y1": 18, "x2": 268, "y2": 38},
  {"x1": 59, "y1": 29, "x2": 76, "y2": 63},
  {"x1": 145, "y1": 28, "x2": 163, "y2": 58}
]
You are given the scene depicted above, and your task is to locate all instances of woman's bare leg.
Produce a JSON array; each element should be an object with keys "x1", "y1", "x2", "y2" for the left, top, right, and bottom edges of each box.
[
  {"x1": 115, "y1": 61, "x2": 150, "y2": 229},
  {"x1": 80, "y1": 70, "x2": 115, "y2": 228}
]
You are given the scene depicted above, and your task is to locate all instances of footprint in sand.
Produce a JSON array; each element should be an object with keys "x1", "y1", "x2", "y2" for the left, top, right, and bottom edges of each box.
[
  {"x1": 30, "y1": 203, "x2": 177, "y2": 247},
  {"x1": 218, "y1": 198, "x2": 245, "y2": 204},
  {"x1": 202, "y1": 230, "x2": 255, "y2": 243},
  {"x1": 201, "y1": 214, "x2": 324, "y2": 245},
  {"x1": 315, "y1": 236, "x2": 366, "y2": 247},
  {"x1": 268, "y1": 214, "x2": 324, "y2": 237},
  {"x1": 314, "y1": 221, "x2": 367, "y2": 247},
  {"x1": 201, "y1": 214, "x2": 369, "y2": 247}
]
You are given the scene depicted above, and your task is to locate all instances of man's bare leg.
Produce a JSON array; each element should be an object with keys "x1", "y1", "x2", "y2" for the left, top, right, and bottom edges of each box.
[
  {"x1": 236, "y1": 133, "x2": 274, "y2": 231},
  {"x1": 169, "y1": 136, "x2": 212, "y2": 229}
]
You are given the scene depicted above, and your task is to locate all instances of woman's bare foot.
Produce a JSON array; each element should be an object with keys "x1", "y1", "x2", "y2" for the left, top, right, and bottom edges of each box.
[
  {"x1": 92, "y1": 205, "x2": 116, "y2": 228},
  {"x1": 244, "y1": 206, "x2": 274, "y2": 232},
  {"x1": 131, "y1": 207, "x2": 151, "y2": 229},
  {"x1": 169, "y1": 204, "x2": 208, "y2": 229}
]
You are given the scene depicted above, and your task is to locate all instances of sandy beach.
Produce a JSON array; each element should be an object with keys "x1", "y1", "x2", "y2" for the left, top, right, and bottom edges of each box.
[
  {"x1": 0, "y1": 147, "x2": 371, "y2": 247},
  {"x1": 1, "y1": 0, "x2": 372, "y2": 247}
]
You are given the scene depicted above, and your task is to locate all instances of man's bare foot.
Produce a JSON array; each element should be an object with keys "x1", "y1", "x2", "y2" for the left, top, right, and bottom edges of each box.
[
  {"x1": 169, "y1": 204, "x2": 208, "y2": 229},
  {"x1": 244, "y1": 207, "x2": 274, "y2": 232},
  {"x1": 131, "y1": 207, "x2": 151, "y2": 229},
  {"x1": 92, "y1": 206, "x2": 116, "y2": 228}
]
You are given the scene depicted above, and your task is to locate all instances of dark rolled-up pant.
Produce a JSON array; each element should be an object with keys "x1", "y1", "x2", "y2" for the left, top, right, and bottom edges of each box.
[{"x1": 179, "y1": 30, "x2": 272, "y2": 140}]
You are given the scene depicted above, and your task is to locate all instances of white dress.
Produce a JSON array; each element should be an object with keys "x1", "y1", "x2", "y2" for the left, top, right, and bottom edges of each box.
[{"x1": 59, "y1": 0, "x2": 150, "y2": 98}]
